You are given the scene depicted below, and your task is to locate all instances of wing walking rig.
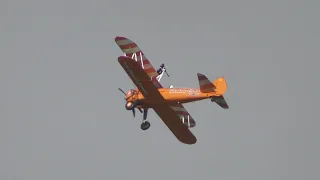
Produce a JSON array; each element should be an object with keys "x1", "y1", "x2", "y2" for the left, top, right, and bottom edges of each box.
[
  {"x1": 115, "y1": 36, "x2": 229, "y2": 145},
  {"x1": 115, "y1": 36, "x2": 170, "y2": 84}
]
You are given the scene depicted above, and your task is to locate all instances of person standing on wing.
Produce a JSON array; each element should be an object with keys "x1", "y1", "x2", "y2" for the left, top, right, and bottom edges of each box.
[{"x1": 157, "y1": 63, "x2": 165, "y2": 75}]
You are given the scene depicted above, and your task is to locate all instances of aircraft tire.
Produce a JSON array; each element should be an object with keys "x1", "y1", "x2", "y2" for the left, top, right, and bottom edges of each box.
[{"x1": 141, "y1": 121, "x2": 150, "y2": 130}]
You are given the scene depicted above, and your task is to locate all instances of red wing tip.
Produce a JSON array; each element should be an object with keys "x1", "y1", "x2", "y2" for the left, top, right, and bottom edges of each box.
[
  {"x1": 177, "y1": 128, "x2": 197, "y2": 145},
  {"x1": 115, "y1": 36, "x2": 128, "y2": 41},
  {"x1": 182, "y1": 137, "x2": 197, "y2": 145}
]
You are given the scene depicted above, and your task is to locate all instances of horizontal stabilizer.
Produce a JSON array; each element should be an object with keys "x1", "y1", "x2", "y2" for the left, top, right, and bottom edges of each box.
[{"x1": 211, "y1": 95, "x2": 229, "y2": 109}]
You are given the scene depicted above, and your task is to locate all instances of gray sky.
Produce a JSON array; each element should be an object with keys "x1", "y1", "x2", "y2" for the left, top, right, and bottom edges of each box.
[{"x1": 1, "y1": 0, "x2": 320, "y2": 179}]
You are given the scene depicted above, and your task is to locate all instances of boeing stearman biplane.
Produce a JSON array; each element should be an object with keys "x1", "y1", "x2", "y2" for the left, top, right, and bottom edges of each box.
[{"x1": 115, "y1": 36, "x2": 229, "y2": 144}]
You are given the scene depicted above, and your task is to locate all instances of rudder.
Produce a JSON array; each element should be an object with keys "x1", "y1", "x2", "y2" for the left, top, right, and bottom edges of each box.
[
  {"x1": 212, "y1": 77, "x2": 227, "y2": 95},
  {"x1": 211, "y1": 76, "x2": 229, "y2": 109}
]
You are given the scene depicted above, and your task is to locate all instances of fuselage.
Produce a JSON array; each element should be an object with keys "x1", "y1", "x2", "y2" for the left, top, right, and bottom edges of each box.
[
  {"x1": 158, "y1": 88, "x2": 211, "y2": 102},
  {"x1": 125, "y1": 87, "x2": 217, "y2": 108}
]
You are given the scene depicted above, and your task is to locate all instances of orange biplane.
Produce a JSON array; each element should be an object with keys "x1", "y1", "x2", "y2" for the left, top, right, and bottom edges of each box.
[{"x1": 115, "y1": 36, "x2": 229, "y2": 144}]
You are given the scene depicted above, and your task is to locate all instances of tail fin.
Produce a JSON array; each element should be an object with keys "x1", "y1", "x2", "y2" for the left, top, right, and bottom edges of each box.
[
  {"x1": 197, "y1": 73, "x2": 228, "y2": 95},
  {"x1": 197, "y1": 73, "x2": 229, "y2": 109},
  {"x1": 197, "y1": 73, "x2": 216, "y2": 93}
]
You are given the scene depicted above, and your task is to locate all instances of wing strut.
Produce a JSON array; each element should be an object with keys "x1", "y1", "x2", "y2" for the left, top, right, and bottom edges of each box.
[
  {"x1": 124, "y1": 51, "x2": 170, "y2": 82},
  {"x1": 115, "y1": 36, "x2": 170, "y2": 83},
  {"x1": 125, "y1": 52, "x2": 145, "y2": 69}
]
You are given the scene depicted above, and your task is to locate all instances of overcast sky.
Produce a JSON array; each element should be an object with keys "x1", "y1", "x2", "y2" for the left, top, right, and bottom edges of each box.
[{"x1": 1, "y1": 0, "x2": 320, "y2": 180}]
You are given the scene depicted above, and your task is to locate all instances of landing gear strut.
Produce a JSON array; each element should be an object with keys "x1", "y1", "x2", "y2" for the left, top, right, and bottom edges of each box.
[
  {"x1": 141, "y1": 108, "x2": 150, "y2": 130},
  {"x1": 118, "y1": 88, "x2": 151, "y2": 131}
]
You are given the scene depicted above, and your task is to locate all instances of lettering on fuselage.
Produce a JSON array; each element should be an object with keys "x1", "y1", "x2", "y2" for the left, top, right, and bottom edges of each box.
[
  {"x1": 169, "y1": 88, "x2": 200, "y2": 96},
  {"x1": 123, "y1": 62, "x2": 148, "y2": 95}
]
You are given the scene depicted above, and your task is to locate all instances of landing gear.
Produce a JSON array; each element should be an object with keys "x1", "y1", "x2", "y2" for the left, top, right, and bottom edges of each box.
[
  {"x1": 125, "y1": 101, "x2": 139, "y2": 117},
  {"x1": 140, "y1": 108, "x2": 150, "y2": 130},
  {"x1": 141, "y1": 121, "x2": 150, "y2": 130},
  {"x1": 119, "y1": 88, "x2": 151, "y2": 130},
  {"x1": 125, "y1": 101, "x2": 151, "y2": 130}
]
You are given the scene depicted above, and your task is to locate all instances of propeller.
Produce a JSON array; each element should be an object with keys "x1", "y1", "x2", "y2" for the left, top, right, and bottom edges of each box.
[
  {"x1": 118, "y1": 88, "x2": 126, "y2": 95},
  {"x1": 118, "y1": 87, "x2": 142, "y2": 117},
  {"x1": 118, "y1": 88, "x2": 134, "y2": 100}
]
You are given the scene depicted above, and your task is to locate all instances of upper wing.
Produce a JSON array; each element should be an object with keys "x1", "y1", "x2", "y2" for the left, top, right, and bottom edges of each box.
[
  {"x1": 115, "y1": 36, "x2": 162, "y2": 88},
  {"x1": 153, "y1": 105, "x2": 197, "y2": 144},
  {"x1": 118, "y1": 56, "x2": 164, "y2": 102}
]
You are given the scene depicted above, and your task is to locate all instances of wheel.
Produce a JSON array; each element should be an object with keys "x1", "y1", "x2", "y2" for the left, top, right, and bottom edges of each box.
[
  {"x1": 141, "y1": 121, "x2": 150, "y2": 130},
  {"x1": 125, "y1": 101, "x2": 135, "y2": 110}
]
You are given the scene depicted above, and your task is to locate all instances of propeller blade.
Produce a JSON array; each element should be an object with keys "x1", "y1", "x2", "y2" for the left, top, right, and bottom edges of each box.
[
  {"x1": 132, "y1": 108, "x2": 135, "y2": 117},
  {"x1": 118, "y1": 88, "x2": 126, "y2": 96}
]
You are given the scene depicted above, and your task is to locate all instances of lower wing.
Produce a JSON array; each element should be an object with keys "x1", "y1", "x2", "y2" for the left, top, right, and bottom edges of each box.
[
  {"x1": 169, "y1": 104, "x2": 196, "y2": 128},
  {"x1": 153, "y1": 104, "x2": 197, "y2": 144}
]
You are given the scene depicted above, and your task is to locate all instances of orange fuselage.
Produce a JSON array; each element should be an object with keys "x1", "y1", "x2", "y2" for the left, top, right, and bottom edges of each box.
[{"x1": 125, "y1": 88, "x2": 218, "y2": 108}]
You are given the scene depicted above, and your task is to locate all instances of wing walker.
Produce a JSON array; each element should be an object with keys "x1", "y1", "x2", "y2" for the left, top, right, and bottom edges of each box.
[{"x1": 115, "y1": 36, "x2": 229, "y2": 144}]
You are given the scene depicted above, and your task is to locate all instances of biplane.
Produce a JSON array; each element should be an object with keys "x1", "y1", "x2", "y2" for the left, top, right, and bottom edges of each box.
[{"x1": 115, "y1": 36, "x2": 229, "y2": 144}]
